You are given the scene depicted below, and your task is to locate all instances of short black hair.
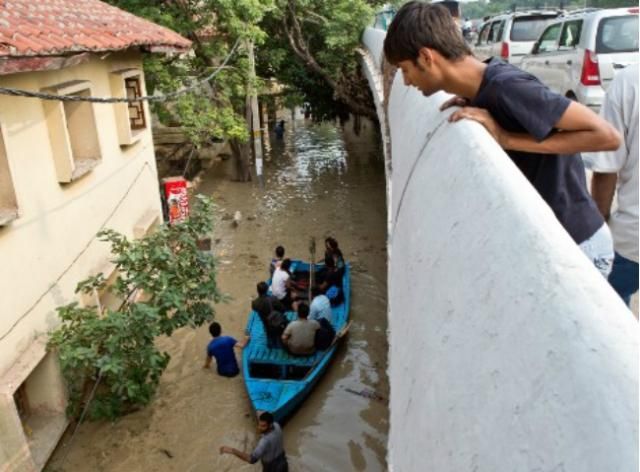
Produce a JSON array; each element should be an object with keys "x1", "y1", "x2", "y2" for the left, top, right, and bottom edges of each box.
[
  {"x1": 297, "y1": 302, "x2": 310, "y2": 318},
  {"x1": 275, "y1": 246, "x2": 285, "y2": 258},
  {"x1": 311, "y1": 285, "x2": 322, "y2": 297},
  {"x1": 209, "y1": 321, "x2": 221, "y2": 337},
  {"x1": 384, "y1": 1, "x2": 471, "y2": 65},
  {"x1": 257, "y1": 281, "x2": 269, "y2": 296},
  {"x1": 259, "y1": 411, "x2": 274, "y2": 424},
  {"x1": 281, "y1": 258, "x2": 292, "y2": 271}
]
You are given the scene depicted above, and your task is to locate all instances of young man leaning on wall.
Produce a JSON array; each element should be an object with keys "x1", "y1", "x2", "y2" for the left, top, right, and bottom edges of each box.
[{"x1": 383, "y1": 1, "x2": 622, "y2": 277}]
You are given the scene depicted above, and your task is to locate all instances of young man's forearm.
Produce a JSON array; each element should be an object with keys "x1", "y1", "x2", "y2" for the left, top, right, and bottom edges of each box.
[
  {"x1": 591, "y1": 172, "x2": 617, "y2": 220},
  {"x1": 502, "y1": 128, "x2": 621, "y2": 155}
]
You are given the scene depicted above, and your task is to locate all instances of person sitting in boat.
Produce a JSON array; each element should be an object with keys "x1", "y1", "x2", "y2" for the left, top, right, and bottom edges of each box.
[
  {"x1": 324, "y1": 237, "x2": 346, "y2": 278},
  {"x1": 310, "y1": 286, "x2": 336, "y2": 350},
  {"x1": 309, "y1": 285, "x2": 332, "y2": 323},
  {"x1": 269, "y1": 245, "x2": 285, "y2": 276},
  {"x1": 203, "y1": 322, "x2": 249, "y2": 377},
  {"x1": 220, "y1": 411, "x2": 288, "y2": 471},
  {"x1": 281, "y1": 303, "x2": 319, "y2": 356},
  {"x1": 252, "y1": 281, "x2": 287, "y2": 348},
  {"x1": 319, "y1": 257, "x2": 344, "y2": 306},
  {"x1": 271, "y1": 258, "x2": 300, "y2": 309}
]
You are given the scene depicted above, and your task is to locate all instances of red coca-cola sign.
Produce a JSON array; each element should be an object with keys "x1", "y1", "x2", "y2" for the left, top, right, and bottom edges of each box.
[{"x1": 163, "y1": 177, "x2": 189, "y2": 224}]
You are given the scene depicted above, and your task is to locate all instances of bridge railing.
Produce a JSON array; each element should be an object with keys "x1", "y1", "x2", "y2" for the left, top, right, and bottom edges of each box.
[{"x1": 361, "y1": 25, "x2": 638, "y2": 472}]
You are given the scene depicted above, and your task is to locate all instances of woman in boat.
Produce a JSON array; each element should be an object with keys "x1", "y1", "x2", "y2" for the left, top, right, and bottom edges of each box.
[{"x1": 324, "y1": 237, "x2": 345, "y2": 278}]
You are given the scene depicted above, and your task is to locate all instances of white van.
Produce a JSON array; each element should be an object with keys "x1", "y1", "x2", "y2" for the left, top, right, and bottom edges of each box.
[
  {"x1": 520, "y1": 8, "x2": 639, "y2": 110},
  {"x1": 474, "y1": 10, "x2": 563, "y2": 65}
]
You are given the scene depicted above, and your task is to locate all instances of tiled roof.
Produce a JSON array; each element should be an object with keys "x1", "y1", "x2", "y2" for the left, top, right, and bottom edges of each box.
[{"x1": 0, "y1": 0, "x2": 192, "y2": 57}]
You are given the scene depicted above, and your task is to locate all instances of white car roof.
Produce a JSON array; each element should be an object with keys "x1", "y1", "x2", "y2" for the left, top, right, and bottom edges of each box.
[{"x1": 561, "y1": 6, "x2": 639, "y2": 20}]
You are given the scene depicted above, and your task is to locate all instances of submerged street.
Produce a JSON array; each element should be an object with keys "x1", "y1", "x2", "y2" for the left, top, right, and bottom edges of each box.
[{"x1": 47, "y1": 116, "x2": 389, "y2": 471}]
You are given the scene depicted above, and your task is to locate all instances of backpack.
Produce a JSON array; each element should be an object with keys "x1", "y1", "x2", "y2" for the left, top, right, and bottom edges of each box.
[
  {"x1": 267, "y1": 310, "x2": 287, "y2": 331},
  {"x1": 266, "y1": 298, "x2": 288, "y2": 335},
  {"x1": 314, "y1": 318, "x2": 335, "y2": 350}
]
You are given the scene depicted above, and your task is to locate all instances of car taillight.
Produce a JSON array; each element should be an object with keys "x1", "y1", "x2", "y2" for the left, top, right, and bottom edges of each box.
[
  {"x1": 628, "y1": 7, "x2": 638, "y2": 13},
  {"x1": 500, "y1": 42, "x2": 509, "y2": 60},
  {"x1": 581, "y1": 49, "x2": 601, "y2": 86}
]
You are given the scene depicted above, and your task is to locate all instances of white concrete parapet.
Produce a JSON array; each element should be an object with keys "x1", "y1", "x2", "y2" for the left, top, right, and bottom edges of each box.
[{"x1": 362, "y1": 29, "x2": 638, "y2": 472}]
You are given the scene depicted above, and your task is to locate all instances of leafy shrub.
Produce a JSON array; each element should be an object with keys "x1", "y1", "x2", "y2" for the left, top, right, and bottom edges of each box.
[{"x1": 49, "y1": 195, "x2": 222, "y2": 420}]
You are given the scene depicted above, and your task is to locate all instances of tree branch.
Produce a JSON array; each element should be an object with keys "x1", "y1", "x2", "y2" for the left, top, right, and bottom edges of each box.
[{"x1": 282, "y1": 1, "x2": 377, "y2": 120}]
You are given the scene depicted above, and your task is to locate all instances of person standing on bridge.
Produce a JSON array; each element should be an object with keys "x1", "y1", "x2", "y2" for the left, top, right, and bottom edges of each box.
[
  {"x1": 383, "y1": 1, "x2": 622, "y2": 277},
  {"x1": 587, "y1": 64, "x2": 639, "y2": 306}
]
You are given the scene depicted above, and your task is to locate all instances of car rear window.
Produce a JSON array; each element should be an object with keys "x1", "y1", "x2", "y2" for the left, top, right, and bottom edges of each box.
[
  {"x1": 596, "y1": 15, "x2": 639, "y2": 53},
  {"x1": 511, "y1": 15, "x2": 559, "y2": 41}
]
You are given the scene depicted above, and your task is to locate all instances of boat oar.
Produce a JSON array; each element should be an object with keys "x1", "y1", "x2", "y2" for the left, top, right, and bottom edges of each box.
[
  {"x1": 302, "y1": 320, "x2": 353, "y2": 381},
  {"x1": 309, "y1": 237, "x2": 316, "y2": 303}
]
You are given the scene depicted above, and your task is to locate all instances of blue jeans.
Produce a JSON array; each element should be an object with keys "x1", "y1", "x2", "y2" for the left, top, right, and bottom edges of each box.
[{"x1": 608, "y1": 252, "x2": 639, "y2": 307}]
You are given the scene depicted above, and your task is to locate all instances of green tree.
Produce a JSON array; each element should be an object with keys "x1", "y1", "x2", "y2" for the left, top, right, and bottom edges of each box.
[
  {"x1": 48, "y1": 195, "x2": 222, "y2": 420},
  {"x1": 105, "y1": 0, "x2": 273, "y2": 181},
  {"x1": 257, "y1": 0, "x2": 385, "y2": 121}
]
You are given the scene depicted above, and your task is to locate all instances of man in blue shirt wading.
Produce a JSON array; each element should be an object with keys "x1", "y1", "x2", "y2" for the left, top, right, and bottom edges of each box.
[
  {"x1": 203, "y1": 322, "x2": 249, "y2": 377},
  {"x1": 383, "y1": 1, "x2": 622, "y2": 277}
]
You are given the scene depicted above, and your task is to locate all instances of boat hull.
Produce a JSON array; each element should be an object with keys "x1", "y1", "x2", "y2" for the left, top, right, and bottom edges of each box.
[{"x1": 242, "y1": 260, "x2": 350, "y2": 423}]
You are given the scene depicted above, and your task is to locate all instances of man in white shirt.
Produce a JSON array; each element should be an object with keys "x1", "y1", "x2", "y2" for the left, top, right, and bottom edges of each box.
[
  {"x1": 588, "y1": 64, "x2": 639, "y2": 307},
  {"x1": 271, "y1": 258, "x2": 296, "y2": 309}
]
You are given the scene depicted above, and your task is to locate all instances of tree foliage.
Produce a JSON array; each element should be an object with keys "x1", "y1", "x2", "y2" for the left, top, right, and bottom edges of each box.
[
  {"x1": 48, "y1": 196, "x2": 222, "y2": 420},
  {"x1": 109, "y1": 0, "x2": 393, "y2": 132},
  {"x1": 105, "y1": 0, "x2": 273, "y2": 182},
  {"x1": 257, "y1": 0, "x2": 385, "y2": 121}
]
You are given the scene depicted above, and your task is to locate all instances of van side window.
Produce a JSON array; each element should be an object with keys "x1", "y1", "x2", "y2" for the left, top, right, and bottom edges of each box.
[
  {"x1": 489, "y1": 20, "x2": 504, "y2": 43},
  {"x1": 559, "y1": 20, "x2": 583, "y2": 49},
  {"x1": 536, "y1": 22, "x2": 562, "y2": 53},
  {"x1": 478, "y1": 23, "x2": 491, "y2": 45}
]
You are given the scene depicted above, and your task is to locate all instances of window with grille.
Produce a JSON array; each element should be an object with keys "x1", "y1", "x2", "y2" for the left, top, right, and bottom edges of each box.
[
  {"x1": 0, "y1": 125, "x2": 19, "y2": 224},
  {"x1": 125, "y1": 77, "x2": 146, "y2": 131}
]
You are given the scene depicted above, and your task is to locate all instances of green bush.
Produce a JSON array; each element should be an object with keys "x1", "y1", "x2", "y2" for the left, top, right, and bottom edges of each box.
[{"x1": 48, "y1": 195, "x2": 222, "y2": 420}]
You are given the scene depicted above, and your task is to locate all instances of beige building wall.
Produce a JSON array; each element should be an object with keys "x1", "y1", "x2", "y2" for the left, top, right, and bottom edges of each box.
[{"x1": 0, "y1": 51, "x2": 163, "y2": 471}]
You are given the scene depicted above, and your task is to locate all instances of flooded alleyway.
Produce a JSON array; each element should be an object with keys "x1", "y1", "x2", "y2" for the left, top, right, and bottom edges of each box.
[{"x1": 47, "y1": 116, "x2": 389, "y2": 472}]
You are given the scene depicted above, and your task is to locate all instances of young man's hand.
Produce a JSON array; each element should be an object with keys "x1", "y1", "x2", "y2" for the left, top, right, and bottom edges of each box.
[
  {"x1": 449, "y1": 106, "x2": 507, "y2": 147},
  {"x1": 440, "y1": 96, "x2": 468, "y2": 110}
]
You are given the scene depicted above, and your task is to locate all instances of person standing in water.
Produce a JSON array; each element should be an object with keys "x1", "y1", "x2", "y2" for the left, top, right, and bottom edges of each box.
[{"x1": 220, "y1": 411, "x2": 288, "y2": 471}]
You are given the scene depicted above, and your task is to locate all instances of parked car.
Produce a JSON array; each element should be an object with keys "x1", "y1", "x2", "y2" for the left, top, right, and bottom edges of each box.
[
  {"x1": 520, "y1": 7, "x2": 639, "y2": 110},
  {"x1": 474, "y1": 10, "x2": 563, "y2": 65}
]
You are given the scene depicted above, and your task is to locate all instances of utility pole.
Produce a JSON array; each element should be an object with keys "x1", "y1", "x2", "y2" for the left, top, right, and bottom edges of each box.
[{"x1": 247, "y1": 40, "x2": 264, "y2": 188}]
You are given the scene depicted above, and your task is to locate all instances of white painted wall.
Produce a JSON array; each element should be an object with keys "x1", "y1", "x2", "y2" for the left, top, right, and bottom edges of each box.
[
  {"x1": 362, "y1": 29, "x2": 638, "y2": 472},
  {"x1": 0, "y1": 51, "x2": 163, "y2": 471}
]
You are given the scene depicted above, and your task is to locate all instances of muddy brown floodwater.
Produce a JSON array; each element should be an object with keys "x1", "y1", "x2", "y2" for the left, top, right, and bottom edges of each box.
[{"x1": 46, "y1": 116, "x2": 389, "y2": 472}]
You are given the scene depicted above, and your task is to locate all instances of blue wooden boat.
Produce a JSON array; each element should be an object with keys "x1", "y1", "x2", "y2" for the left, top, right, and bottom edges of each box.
[{"x1": 242, "y1": 260, "x2": 350, "y2": 423}]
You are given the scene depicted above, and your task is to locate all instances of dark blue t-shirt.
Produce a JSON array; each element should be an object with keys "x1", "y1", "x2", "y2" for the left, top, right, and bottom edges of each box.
[
  {"x1": 207, "y1": 336, "x2": 239, "y2": 377},
  {"x1": 471, "y1": 58, "x2": 603, "y2": 243}
]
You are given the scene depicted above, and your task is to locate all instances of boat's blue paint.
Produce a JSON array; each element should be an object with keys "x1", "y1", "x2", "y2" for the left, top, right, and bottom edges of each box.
[{"x1": 242, "y1": 260, "x2": 350, "y2": 423}]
